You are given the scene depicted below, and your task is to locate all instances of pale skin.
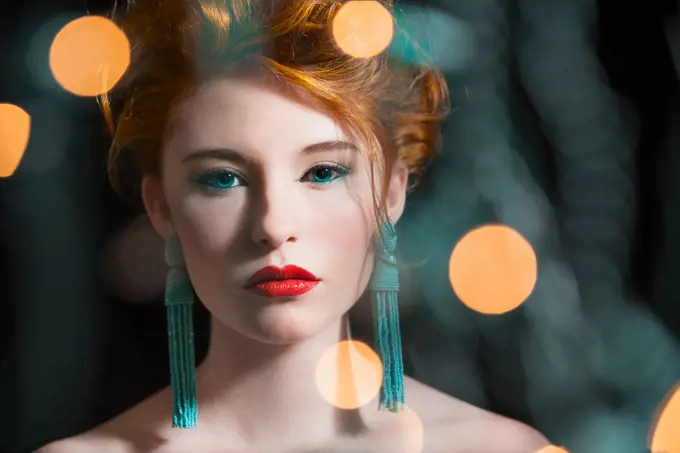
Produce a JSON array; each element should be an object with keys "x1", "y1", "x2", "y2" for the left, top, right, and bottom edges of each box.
[{"x1": 37, "y1": 77, "x2": 551, "y2": 453}]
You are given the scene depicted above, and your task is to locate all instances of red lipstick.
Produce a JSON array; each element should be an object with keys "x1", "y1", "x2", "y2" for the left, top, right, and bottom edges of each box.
[{"x1": 244, "y1": 265, "x2": 320, "y2": 298}]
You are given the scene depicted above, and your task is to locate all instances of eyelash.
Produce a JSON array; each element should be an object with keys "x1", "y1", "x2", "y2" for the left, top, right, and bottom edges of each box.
[{"x1": 192, "y1": 162, "x2": 352, "y2": 192}]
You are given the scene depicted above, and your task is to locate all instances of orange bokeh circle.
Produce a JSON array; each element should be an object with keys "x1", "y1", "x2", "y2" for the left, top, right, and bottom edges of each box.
[
  {"x1": 332, "y1": 1, "x2": 394, "y2": 58},
  {"x1": 449, "y1": 224, "x2": 537, "y2": 314},
  {"x1": 49, "y1": 16, "x2": 130, "y2": 97},
  {"x1": 315, "y1": 340, "x2": 383, "y2": 410}
]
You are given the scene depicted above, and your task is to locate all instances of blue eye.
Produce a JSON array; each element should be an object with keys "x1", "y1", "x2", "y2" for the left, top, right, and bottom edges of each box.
[
  {"x1": 194, "y1": 170, "x2": 245, "y2": 190},
  {"x1": 302, "y1": 164, "x2": 350, "y2": 184}
]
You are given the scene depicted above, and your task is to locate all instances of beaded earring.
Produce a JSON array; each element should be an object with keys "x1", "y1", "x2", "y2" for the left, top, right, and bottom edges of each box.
[
  {"x1": 164, "y1": 236, "x2": 198, "y2": 428},
  {"x1": 368, "y1": 221, "x2": 405, "y2": 412}
]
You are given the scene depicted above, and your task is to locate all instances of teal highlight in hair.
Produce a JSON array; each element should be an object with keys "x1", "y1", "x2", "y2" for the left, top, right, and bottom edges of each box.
[
  {"x1": 164, "y1": 237, "x2": 198, "y2": 428},
  {"x1": 369, "y1": 222, "x2": 405, "y2": 411},
  {"x1": 388, "y1": 6, "x2": 435, "y2": 68}
]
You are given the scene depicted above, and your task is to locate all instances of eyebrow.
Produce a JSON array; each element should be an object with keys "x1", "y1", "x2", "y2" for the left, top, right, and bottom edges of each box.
[{"x1": 181, "y1": 140, "x2": 359, "y2": 165}]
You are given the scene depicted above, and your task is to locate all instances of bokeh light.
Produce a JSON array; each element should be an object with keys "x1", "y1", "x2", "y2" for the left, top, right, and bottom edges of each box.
[
  {"x1": 0, "y1": 103, "x2": 31, "y2": 177},
  {"x1": 449, "y1": 224, "x2": 537, "y2": 314},
  {"x1": 49, "y1": 15, "x2": 130, "y2": 97},
  {"x1": 535, "y1": 446, "x2": 569, "y2": 453},
  {"x1": 650, "y1": 383, "x2": 680, "y2": 453},
  {"x1": 315, "y1": 340, "x2": 382, "y2": 409},
  {"x1": 332, "y1": 1, "x2": 394, "y2": 58}
]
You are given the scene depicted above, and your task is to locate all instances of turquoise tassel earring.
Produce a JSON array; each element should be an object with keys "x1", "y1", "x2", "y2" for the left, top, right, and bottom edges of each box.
[
  {"x1": 164, "y1": 236, "x2": 198, "y2": 428},
  {"x1": 369, "y1": 221, "x2": 405, "y2": 412}
]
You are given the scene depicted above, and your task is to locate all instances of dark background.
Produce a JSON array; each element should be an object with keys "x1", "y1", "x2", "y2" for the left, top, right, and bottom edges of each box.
[{"x1": 1, "y1": 0, "x2": 680, "y2": 452}]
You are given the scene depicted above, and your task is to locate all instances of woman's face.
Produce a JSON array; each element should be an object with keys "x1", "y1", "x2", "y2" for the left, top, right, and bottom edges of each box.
[{"x1": 143, "y1": 77, "x2": 407, "y2": 344}]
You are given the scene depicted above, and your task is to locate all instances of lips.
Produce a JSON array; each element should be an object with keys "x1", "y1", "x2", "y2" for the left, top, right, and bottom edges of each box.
[{"x1": 244, "y1": 265, "x2": 320, "y2": 298}]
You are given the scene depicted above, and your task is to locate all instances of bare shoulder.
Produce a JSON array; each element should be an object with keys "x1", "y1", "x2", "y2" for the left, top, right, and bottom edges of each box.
[
  {"x1": 401, "y1": 376, "x2": 551, "y2": 452},
  {"x1": 402, "y1": 375, "x2": 486, "y2": 421},
  {"x1": 458, "y1": 416, "x2": 551, "y2": 452},
  {"x1": 35, "y1": 388, "x2": 173, "y2": 453},
  {"x1": 33, "y1": 432, "x2": 129, "y2": 453}
]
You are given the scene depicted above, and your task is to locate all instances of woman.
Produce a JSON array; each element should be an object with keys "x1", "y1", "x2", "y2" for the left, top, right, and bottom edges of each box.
[{"x1": 38, "y1": 0, "x2": 550, "y2": 451}]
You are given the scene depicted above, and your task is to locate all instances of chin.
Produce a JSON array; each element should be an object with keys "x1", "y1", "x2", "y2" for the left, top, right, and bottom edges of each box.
[{"x1": 240, "y1": 304, "x2": 337, "y2": 345}]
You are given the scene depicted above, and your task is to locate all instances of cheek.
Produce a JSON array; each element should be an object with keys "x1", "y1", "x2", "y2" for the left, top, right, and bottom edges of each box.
[
  {"x1": 311, "y1": 185, "x2": 376, "y2": 289},
  {"x1": 326, "y1": 205, "x2": 371, "y2": 251},
  {"x1": 317, "y1": 180, "x2": 373, "y2": 236},
  {"x1": 172, "y1": 193, "x2": 246, "y2": 262}
]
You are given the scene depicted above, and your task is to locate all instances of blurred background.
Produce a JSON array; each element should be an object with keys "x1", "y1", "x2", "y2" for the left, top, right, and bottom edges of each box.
[{"x1": 1, "y1": 0, "x2": 680, "y2": 452}]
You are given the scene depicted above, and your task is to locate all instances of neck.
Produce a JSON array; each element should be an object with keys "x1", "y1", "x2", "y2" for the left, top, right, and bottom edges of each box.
[{"x1": 194, "y1": 315, "x2": 365, "y2": 450}]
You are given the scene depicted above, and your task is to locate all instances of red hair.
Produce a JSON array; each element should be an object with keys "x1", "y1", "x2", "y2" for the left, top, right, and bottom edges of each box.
[{"x1": 99, "y1": 0, "x2": 450, "y2": 221}]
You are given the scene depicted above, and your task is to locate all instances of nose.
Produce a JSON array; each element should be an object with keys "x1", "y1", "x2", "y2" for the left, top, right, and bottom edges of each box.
[{"x1": 249, "y1": 181, "x2": 298, "y2": 250}]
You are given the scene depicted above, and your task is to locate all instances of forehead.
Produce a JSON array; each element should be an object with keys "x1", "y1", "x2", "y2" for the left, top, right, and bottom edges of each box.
[{"x1": 166, "y1": 77, "x2": 350, "y2": 157}]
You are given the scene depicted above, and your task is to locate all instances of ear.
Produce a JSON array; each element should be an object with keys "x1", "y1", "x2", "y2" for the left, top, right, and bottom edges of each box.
[
  {"x1": 141, "y1": 175, "x2": 175, "y2": 239},
  {"x1": 384, "y1": 160, "x2": 408, "y2": 225}
]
